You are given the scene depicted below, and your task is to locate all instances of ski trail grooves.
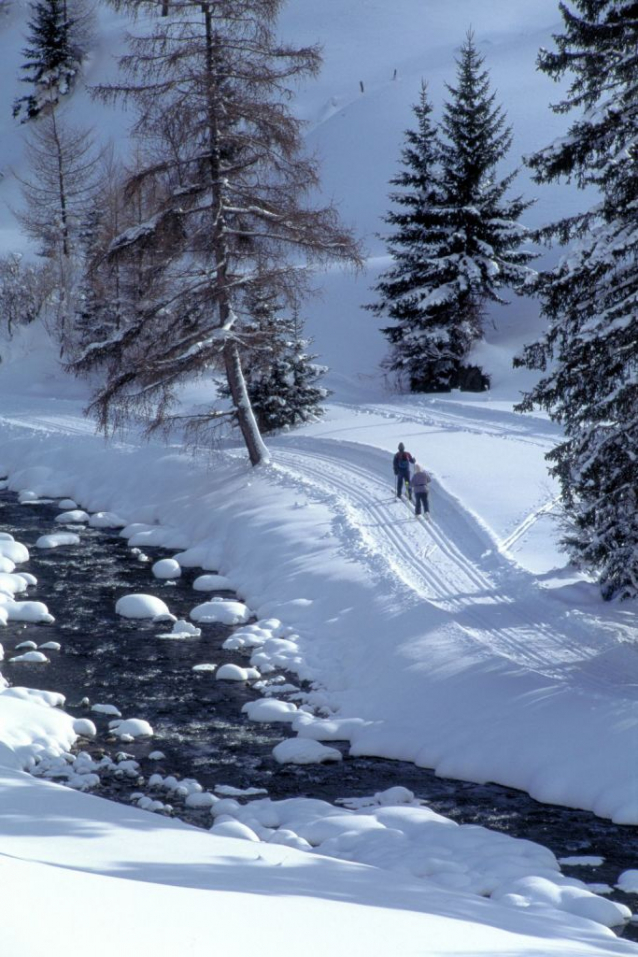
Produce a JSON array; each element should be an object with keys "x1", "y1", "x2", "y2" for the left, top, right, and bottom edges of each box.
[{"x1": 273, "y1": 436, "x2": 637, "y2": 693}]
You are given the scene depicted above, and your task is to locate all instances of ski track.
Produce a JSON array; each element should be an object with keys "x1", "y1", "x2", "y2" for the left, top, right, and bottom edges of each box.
[
  {"x1": 334, "y1": 399, "x2": 559, "y2": 450},
  {"x1": 273, "y1": 433, "x2": 638, "y2": 698}
]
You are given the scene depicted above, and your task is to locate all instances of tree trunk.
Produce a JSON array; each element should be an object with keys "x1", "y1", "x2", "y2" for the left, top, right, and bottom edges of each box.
[
  {"x1": 223, "y1": 339, "x2": 270, "y2": 466},
  {"x1": 202, "y1": 3, "x2": 268, "y2": 466}
]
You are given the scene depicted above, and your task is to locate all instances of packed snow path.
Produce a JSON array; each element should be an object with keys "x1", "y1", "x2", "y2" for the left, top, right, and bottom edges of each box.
[{"x1": 272, "y1": 401, "x2": 638, "y2": 697}]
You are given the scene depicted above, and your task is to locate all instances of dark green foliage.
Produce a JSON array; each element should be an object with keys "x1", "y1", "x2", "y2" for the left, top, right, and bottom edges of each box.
[
  {"x1": 370, "y1": 35, "x2": 534, "y2": 393},
  {"x1": 13, "y1": 0, "x2": 80, "y2": 121},
  {"x1": 515, "y1": 0, "x2": 638, "y2": 600},
  {"x1": 228, "y1": 298, "x2": 329, "y2": 434}
]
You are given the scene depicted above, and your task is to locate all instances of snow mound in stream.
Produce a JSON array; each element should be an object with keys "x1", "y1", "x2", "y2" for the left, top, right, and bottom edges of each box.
[
  {"x1": 210, "y1": 790, "x2": 631, "y2": 930},
  {"x1": 115, "y1": 594, "x2": 175, "y2": 621}
]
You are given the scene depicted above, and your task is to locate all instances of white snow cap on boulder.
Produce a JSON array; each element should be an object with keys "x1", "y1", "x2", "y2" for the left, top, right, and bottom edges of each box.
[
  {"x1": 152, "y1": 558, "x2": 181, "y2": 580},
  {"x1": 89, "y1": 511, "x2": 128, "y2": 528},
  {"x1": 36, "y1": 533, "x2": 81, "y2": 549},
  {"x1": 0, "y1": 540, "x2": 29, "y2": 564},
  {"x1": 55, "y1": 510, "x2": 90, "y2": 524},
  {"x1": 272, "y1": 738, "x2": 343, "y2": 765},
  {"x1": 191, "y1": 598, "x2": 250, "y2": 625},
  {"x1": 115, "y1": 594, "x2": 175, "y2": 621}
]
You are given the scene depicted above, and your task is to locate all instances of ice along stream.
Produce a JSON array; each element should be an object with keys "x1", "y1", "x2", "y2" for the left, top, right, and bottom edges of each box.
[{"x1": 1, "y1": 486, "x2": 637, "y2": 941}]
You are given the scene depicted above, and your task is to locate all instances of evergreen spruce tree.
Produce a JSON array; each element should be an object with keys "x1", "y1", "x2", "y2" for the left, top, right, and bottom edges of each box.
[
  {"x1": 436, "y1": 31, "x2": 534, "y2": 387},
  {"x1": 238, "y1": 300, "x2": 329, "y2": 433},
  {"x1": 514, "y1": 1, "x2": 638, "y2": 600},
  {"x1": 367, "y1": 83, "x2": 457, "y2": 392},
  {"x1": 370, "y1": 34, "x2": 533, "y2": 393},
  {"x1": 13, "y1": 0, "x2": 80, "y2": 121}
]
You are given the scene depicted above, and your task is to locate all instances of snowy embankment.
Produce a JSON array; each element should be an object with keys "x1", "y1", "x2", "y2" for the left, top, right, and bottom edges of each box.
[
  {"x1": 1, "y1": 766, "x2": 635, "y2": 957},
  {"x1": 0, "y1": 389, "x2": 637, "y2": 826},
  {"x1": 0, "y1": 403, "x2": 638, "y2": 956}
]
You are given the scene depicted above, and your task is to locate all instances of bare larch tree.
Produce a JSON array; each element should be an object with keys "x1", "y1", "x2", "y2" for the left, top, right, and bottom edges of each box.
[{"x1": 76, "y1": 0, "x2": 361, "y2": 464}]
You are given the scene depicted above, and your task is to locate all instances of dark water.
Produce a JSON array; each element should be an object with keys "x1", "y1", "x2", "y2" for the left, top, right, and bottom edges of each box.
[{"x1": 1, "y1": 488, "x2": 637, "y2": 938}]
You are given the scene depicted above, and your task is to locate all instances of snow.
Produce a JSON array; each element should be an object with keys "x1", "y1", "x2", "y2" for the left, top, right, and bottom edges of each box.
[
  {"x1": 158, "y1": 619, "x2": 202, "y2": 639},
  {"x1": 55, "y1": 509, "x2": 90, "y2": 524},
  {"x1": 0, "y1": 540, "x2": 29, "y2": 563},
  {"x1": 8, "y1": 651, "x2": 49, "y2": 663},
  {"x1": 0, "y1": 572, "x2": 27, "y2": 595},
  {"x1": 35, "y1": 532, "x2": 81, "y2": 549},
  {"x1": 91, "y1": 703, "x2": 122, "y2": 717},
  {"x1": 242, "y1": 698, "x2": 299, "y2": 723},
  {"x1": 72, "y1": 718, "x2": 97, "y2": 737},
  {"x1": 88, "y1": 510, "x2": 128, "y2": 528},
  {"x1": 4, "y1": 601, "x2": 55, "y2": 623},
  {"x1": 115, "y1": 593, "x2": 174, "y2": 620},
  {"x1": 191, "y1": 598, "x2": 251, "y2": 625},
  {"x1": 216, "y1": 663, "x2": 260, "y2": 682},
  {"x1": 618, "y1": 872, "x2": 638, "y2": 894},
  {"x1": 0, "y1": 1, "x2": 635, "y2": 955},
  {"x1": 193, "y1": 573, "x2": 235, "y2": 591},
  {"x1": 152, "y1": 558, "x2": 181, "y2": 579},
  {"x1": 108, "y1": 718, "x2": 154, "y2": 739},
  {"x1": 272, "y1": 738, "x2": 343, "y2": 765}
]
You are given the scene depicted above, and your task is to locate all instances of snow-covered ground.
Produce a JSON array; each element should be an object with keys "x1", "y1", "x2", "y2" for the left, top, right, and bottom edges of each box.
[{"x1": 1, "y1": 1, "x2": 637, "y2": 954}]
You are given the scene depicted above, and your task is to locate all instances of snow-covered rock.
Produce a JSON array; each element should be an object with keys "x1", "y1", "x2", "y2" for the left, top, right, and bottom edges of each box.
[
  {"x1": 0, "y1": 572, "x2": 28, "y2": 596},
  {"x1": 89, "y1": 511, "x2": 128, "y2": 528},
  {"x1": 191, "y1": 599, "x2": 251, "y2": 625},
  {"x1": 5, "y1": 601, "x2": 55, "y2": 623},
  {"x1": 152, "y1": 558, "x2": 182, "y2": 580},
  {"x1": 55, "y1": 509, "x2": 90, "y2": 524},
  {"x1": 109, "y1": 718, "x2": 154, "y2": 738},
  {"x1": 115, "y1": 594, "x2": 174, "y2": 620},
  {"x1": 158, "y1": 619, "x2": 202, "y2": 638},
  {"x1": 35, "y1": 533, "x2": 81, "y2": 549},
  {"x1": 272, "y1": 739, "x2": 343, "y2": 765},
  {"x1": 216, "y1": 663, "x2": 259, "y2": 682},
  {"x1": 242, "y1": 699, "x2": 298, "y2": 723},
  {"x1": 9, "y1": 650, "x2": 49, "y2": 663},
  {"x1": 0, "y1": 540, "x2": 29, "y2": 563},
  {"x1": 73, "y1": 718, "x2": 97, "y2": 737},
  {"x1": 91, "y1": 703, "x2": 122, "y2": 717}
]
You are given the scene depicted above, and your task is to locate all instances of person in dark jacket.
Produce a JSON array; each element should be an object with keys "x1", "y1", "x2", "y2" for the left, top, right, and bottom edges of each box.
[
  {"x1": 393, "y1": 442, "x2": 415, "y2": 499},
  {"x1": 411, "y1": 463, "x2": 431, "y2": 518}
]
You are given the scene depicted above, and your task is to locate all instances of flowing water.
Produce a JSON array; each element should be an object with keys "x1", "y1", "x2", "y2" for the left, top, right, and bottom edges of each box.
[{"x1": 1, "y1": 488, "x2": 637, "y2": 939}]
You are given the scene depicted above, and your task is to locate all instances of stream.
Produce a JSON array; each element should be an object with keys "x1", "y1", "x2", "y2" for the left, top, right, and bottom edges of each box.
[{"x1": 1, "y1": 487, "x2": 637, "y2": 940}]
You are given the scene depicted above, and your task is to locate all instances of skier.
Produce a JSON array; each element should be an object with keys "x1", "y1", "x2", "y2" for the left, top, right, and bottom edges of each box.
[
  {"x1": 393, "y1": 442, "x2": 415, "y2": 499},
  {"x1": 411, "y1": 463, "x2": 431, "y2": 519}
]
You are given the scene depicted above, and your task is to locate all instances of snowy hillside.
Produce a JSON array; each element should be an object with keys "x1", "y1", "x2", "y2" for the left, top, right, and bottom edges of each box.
[{"x1": 0, "y1": 2, "x2": 637, "y2": 956}]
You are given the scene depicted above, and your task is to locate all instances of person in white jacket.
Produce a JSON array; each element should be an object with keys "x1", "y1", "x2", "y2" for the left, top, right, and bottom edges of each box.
[{"x1": 411, "y1": 464, "x2": 431, "y2": 518}]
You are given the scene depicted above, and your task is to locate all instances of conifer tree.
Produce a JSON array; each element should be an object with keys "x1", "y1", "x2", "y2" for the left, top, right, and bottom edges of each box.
[
  {"x1": 515, "y1": 1, "x2": 638, "y2": 600},
  {"x1": 371, "y1": 34, "x2": 533, "y2": 392},
  {"x1": 13, "y1": 0, "x2": 80, "y2": 121},
  {"x1": 436, "y1": 31, "x2": 534, "y2": 387},
  {"x1": 367, "y1": 83, "x2": 456, "y2": 391},
  {"x1": 233, "y1": 298, "x2": 328, "y2": 433},
  {"x1": 73, "y1": 0, "x2": 360, "y2": 464}
]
